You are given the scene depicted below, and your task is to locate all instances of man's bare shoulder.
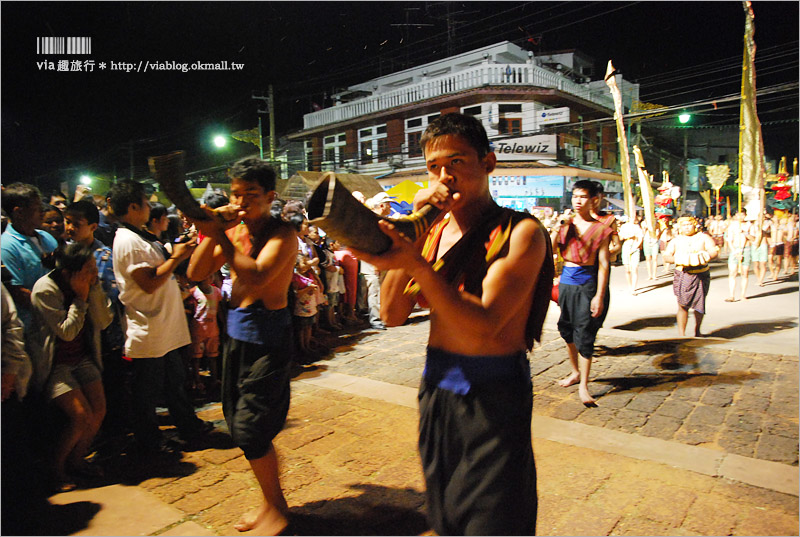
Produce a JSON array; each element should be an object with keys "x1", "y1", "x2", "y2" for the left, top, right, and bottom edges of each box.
[{"x1": 504, "y1": 216, "x2": 547, "y2": 259}]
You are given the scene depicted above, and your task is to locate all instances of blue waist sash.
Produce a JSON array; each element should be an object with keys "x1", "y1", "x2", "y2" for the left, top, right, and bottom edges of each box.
[
  {"x1": 560, "y1": 265, "x2": 597, "y2": 286},
  {"x1": 423, "y1": 347, "x2": 530, "y2": 395},
  {"x1": 227, "y1": 303, "x2": 290, "y2": 345}
]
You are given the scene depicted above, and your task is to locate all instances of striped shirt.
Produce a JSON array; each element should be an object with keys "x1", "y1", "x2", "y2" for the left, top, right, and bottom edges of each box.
[{"x1": 557, "y1": 221, "x2": 613, "y2": 265}]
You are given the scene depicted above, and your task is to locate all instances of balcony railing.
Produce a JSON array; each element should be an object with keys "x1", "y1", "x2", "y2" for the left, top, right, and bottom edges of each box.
[{"x1": 304, "y1": 63, "x2": 625, "y2": 129}]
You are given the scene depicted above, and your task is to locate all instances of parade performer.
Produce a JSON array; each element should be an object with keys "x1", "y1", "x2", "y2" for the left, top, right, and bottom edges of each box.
[
  {"x1": 662, "y1": 216, "x2": 719, "y2": 336},
  {"x1": 725, "y1": 212, "x2": 754, "y2": 301},
  {"x1": 618, "y1": 214, "x2": 644, "y2": 294},
  {"x1": 353, "y1": 113, "x2": 553, "y2": 535},
  {"x1": 551, "y1": 180, "x2": 612, "y2": 406},
  {"x1": 187, "y1": 158, "x2": 298, "y2": 535}
]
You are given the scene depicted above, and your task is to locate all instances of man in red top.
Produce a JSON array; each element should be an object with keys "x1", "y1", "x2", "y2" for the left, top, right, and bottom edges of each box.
[{"x1": 551, "y1": 180, "x2": 612, "y2": 406}]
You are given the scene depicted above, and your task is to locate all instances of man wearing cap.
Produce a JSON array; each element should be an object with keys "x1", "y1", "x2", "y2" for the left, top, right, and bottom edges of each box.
[{"x1": 369, "y1": 191, "x2": 400, "y2": 218}]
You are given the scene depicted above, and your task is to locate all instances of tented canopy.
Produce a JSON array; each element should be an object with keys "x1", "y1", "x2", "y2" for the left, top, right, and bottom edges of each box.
[{"x1": 386, "y1": 180, "x2": 425, "y2": 203}]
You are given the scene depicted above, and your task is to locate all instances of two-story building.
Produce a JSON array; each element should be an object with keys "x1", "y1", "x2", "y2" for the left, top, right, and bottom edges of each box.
[{"x1": 287, "y1": 41, "x2": 640, "y2": 212}]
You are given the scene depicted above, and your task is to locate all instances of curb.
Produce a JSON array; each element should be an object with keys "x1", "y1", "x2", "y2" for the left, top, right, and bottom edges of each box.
[{"x1": 296, "y1": 370, "x2": 799, "y2": 497}]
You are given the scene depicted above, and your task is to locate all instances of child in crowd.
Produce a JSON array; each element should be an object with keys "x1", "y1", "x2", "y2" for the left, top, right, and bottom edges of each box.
[
  {"x1": 308, "y1": 225, "x2": 343, "y2": 331},
  {"x1": 331, "y1": 239, "x2": 360, "y2": 325},
  {"x1": 188, "y1": 275, "x2": 223, "y2": 395},
  {"x1": 292, "y1": 256, "x2": 321, "y2": 361}
]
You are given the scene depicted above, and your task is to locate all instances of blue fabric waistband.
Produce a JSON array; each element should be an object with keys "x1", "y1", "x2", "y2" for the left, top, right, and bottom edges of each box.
[
  {"x1": 227, "y1": 304, "x2": 290, "y2": 345},
  {"x1": 561, "y1": 265, "x2": 597, "y2": 286},
  {"x1": 423, "y1": 347, "x2": 530, "y2": 395}
]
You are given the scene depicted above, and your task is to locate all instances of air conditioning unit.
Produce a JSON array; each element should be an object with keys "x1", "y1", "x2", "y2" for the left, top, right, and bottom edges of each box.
[
  {"x1": 585, "y1": 150, "x2": 598, "y2": 164},
  {"x1": 387, "y1": 155, "x2": 404, "y2": 168}
]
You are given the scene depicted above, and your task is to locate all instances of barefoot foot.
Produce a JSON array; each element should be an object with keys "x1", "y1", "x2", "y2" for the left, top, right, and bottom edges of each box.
[
  {"x1": 235, "y1": 504, "x2": 289, "y2": 535},
  {"x1": 558, "y1": 372, "x2": 580, "y2": 388},
  {"x1": 578, "y1": 385, "x2": 597, "y2": 406}
]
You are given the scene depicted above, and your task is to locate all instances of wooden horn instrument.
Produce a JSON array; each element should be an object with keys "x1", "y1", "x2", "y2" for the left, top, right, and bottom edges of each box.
[
  {"x1": 307, "y1": 172, "x2": 441, "y2": 255},
  {"x1": 148, "y1": 150, "x2": 214, "y2": 221}
]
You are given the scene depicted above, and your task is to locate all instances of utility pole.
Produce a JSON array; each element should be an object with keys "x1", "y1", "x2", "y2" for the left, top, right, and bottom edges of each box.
[
  {"x1": 252, "y1": 88, "x2": 275, "y2": 162},
  {"x1": 390, "y1": 8, "x2": 434, "y2": 69}
]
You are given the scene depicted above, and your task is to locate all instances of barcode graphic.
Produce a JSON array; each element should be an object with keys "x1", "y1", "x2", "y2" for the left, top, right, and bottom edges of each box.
[{"x1": 36, "y1": 37, "x2": 92, "y2": 55}]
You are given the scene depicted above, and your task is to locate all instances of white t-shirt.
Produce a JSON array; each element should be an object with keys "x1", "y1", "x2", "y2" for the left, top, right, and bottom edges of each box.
[{"x1": 113, "y1": 227, "x2": 191, "y2": 358}]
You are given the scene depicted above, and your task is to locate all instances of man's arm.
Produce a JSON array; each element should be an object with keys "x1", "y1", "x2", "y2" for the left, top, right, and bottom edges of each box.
[
  {"x1": 379, "y1": 269, "x2": 417, "y2": 327},
  {"x1": 608, "y1": 219, "x2": 622, "y2": 256},
  {"x1": 701, "y1": 234, "x2": 720, "y2": 261},
  {"x1": 129, "y1": 238, "x2": 196, "y2": 294},
  {"x1": 2, "y1": 284, "x2": 30, "y2": 401},
  {"x1": 187, "y1": 236, "x2": 226, "y2": 282},
  {"x1": 207, "y1": 224, "x2": 297, "y2": 287},
  {"x1": 361, "y1": 219, "x2": 546, "y2": 340},
  {"x1": 591, "y1": 237, "x2": 610, "y2": 318}
]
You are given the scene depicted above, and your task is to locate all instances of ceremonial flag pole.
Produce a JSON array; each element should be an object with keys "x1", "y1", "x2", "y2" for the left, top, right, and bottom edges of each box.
[
  {"x1": 738, "y1": 1, "x2": 767, "y2": 230},
  {"x1": 605, "y1": 61, "x2": 635, "y2": 219}
]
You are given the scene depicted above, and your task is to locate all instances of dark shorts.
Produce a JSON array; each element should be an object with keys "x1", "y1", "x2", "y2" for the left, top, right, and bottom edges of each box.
[
  {"x1": 418, "y1": 349, "x2": 537, "y2": 536},
  {"x1": 223, "y1": 307, "x2": 292, "y2": 460},
  {"x1": 673, "y1": 269, "x2": 710, "y2": 314},
  {"x1": 557, "y1": 279, "x2": 609, "y2": 358}
]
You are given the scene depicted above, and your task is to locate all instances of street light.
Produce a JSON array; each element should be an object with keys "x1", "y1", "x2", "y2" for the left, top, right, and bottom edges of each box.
[
  {"x1": 80, "y1": 175, "x2": 92, "y2": 185},
  {"x1": 213, "y1": 135, "x2": 227, "y2": 148},
  {"x1": 678, "y1": 112, "x2": 692, "y2": 124}
]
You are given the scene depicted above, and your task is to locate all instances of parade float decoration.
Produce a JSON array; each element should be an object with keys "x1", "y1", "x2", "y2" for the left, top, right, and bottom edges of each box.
[
  {"x1": 705, "y1": 164, "x2": 730, "y2": 216},
  {"x1": 654, "y1": 172, "x2": 680, "y2": 219},
  {"x1": 766, "y1": 157, "x2": 797, "y2": 218}
]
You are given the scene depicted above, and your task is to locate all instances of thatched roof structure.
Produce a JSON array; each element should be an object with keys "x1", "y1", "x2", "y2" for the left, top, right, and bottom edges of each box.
[{"x1": 280, "y1": 171, "x2": 384, "y2": 202}]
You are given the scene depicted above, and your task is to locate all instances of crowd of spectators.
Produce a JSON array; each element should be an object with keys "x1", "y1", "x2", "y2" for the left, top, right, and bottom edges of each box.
[{"x1": 0, "y1": 180, "x2": 392, "y2": 530}]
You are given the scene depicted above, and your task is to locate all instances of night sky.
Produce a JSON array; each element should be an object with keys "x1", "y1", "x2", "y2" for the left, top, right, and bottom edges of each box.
[{"x1": 2, "y1": 2, "x2": 798, "y2": 191}]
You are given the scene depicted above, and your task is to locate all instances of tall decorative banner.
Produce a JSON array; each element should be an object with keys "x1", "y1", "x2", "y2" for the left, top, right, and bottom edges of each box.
[
  {"x1": 738, "y1": 1, "x2": 767, "y2": 230},
  {"x1": 633, "y1": 146, "x2": 657, "y2": 238},
  {"x1": 605, "y1": 61, "x2": 635, "y2": 218}
]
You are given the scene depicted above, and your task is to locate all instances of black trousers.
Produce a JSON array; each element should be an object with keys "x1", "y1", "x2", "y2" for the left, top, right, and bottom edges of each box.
[{"x1": 418, "y1": 377, "x2": 537, "y2": 535}]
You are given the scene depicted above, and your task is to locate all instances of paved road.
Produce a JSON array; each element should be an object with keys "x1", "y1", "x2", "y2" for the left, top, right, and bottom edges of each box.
[{"x1": 38, "y1": 258, "x2": 798, "y2": 536}]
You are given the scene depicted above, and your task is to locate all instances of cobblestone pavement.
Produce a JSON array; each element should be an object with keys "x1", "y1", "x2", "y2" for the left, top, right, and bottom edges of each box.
[
  {"x1": 48, "y1": 380, "x2": 798, "y2": 537},
  {"x1": 41, "y1": 306, "x2": 799, "y2": 535},
  {"x1": 319, "y1": 315, "x2": 799, "y2": 466}
]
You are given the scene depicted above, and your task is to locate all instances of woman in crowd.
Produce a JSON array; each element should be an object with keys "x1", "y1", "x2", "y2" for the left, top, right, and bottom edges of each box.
[{"x1": 30, "y1": 243, "x2": 113, "y2": 491}]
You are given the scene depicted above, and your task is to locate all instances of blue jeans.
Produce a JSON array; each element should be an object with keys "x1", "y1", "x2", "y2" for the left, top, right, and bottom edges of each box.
[{"x1": 130, "y1": 348, "x2": 203, "y2": 449}]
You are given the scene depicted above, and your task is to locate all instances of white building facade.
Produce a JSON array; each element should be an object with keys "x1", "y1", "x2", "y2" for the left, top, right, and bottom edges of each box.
[{"x1": 288, "y1": 41, "x2": 639, "y2": 211}]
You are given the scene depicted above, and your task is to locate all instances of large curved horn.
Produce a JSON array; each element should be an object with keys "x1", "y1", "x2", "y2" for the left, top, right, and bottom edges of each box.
[
  {"x1": 306, "y1": 172, "x2": 441, "y2": 255},
  {"x1": 148, "y1": 151, "x2": 212, "y2": 221}
]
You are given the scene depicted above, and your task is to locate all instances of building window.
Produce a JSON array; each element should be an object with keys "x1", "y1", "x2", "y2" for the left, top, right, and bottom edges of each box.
[
  {"x1": 499, "y1": 118, "x2": 522, "y2": 135},
  {"x1": 305, "y1": 140, "x2": 315, "y2": 169},
  {"x1": 463, "y1": 105, "x2": 482, "y2": 116},
  {"x1": 323, "y1": 132, "x2": 347, "y2": 169},
  {"x1": 377, "y1": 138, "x2": 388, "y2": 162},
  {"x1": 408, "y1": 131, "x2": 423, "y2": 158},
  {"x1": 360, "y1": 140, "x2": 373, "y2": 164},
  {"x1": 499, "y1": 104, "x2": 522, "y2": 114},
  {"x1": 357, "y1": 124, "x2": 387, "y2": 165},
  {"x1": 325, "y1": 148, "x2": 336, "y2": 164},
  {"x1": 407, "y1": 118, "x2": 422, "y2": 129}
]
